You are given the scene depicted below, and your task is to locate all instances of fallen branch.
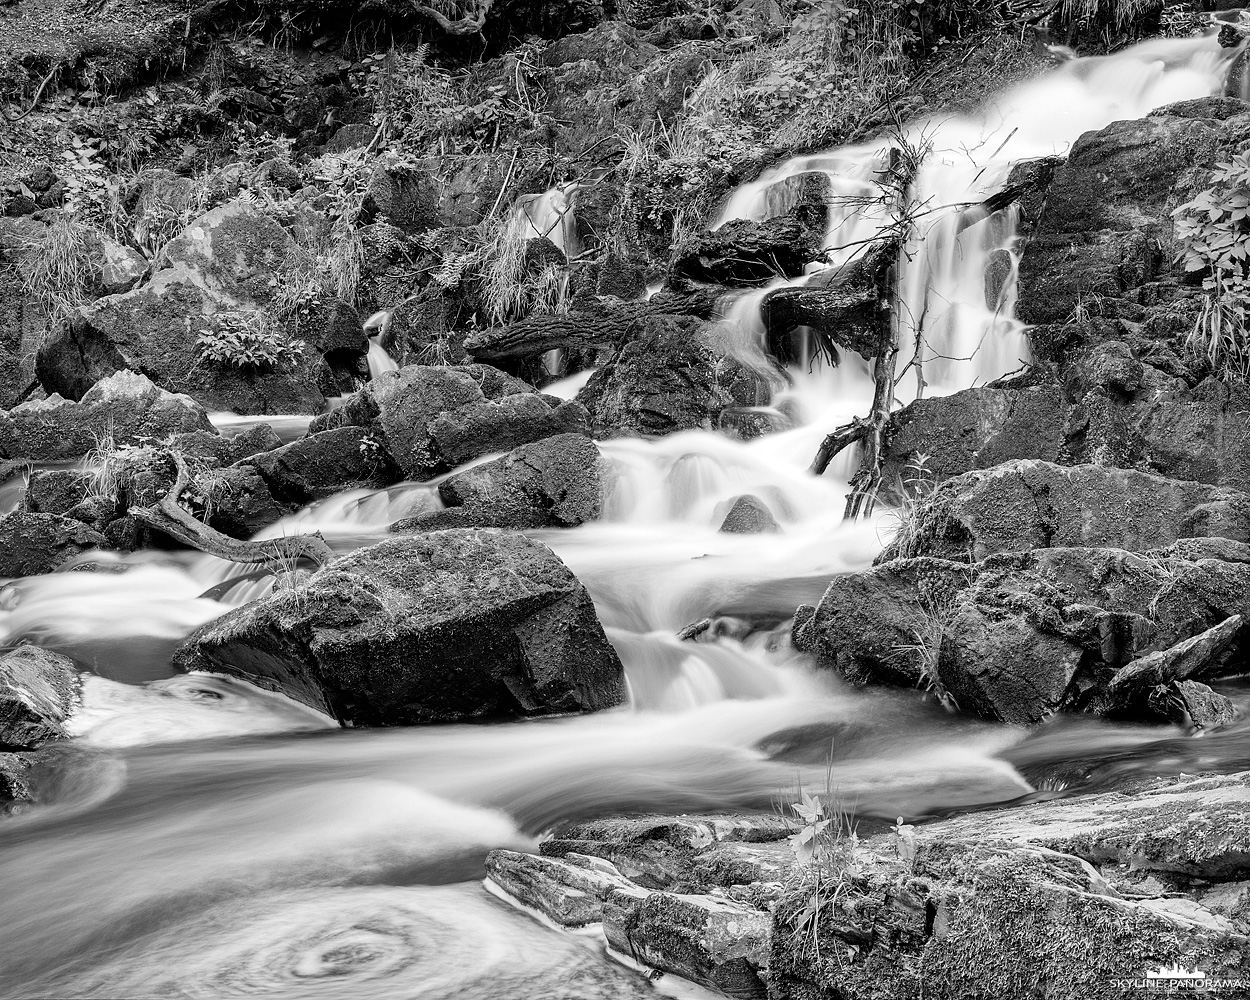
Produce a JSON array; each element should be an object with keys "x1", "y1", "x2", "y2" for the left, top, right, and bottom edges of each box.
[
  {"x1": 131, "y1": 453, "x2": 336, "y2": 568},
  {"x1": 408, "y1": 0, "x2": 493, "y2": 35}
]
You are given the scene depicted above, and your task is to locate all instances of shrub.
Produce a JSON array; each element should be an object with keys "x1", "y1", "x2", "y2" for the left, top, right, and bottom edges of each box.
[
  {"x1": 195, "y1": 312, "x2": 306, "y2": 370},
  {"x1": 1173, "y1": 150, "x2": 1250, "y2": 381},
  {"x1": 17, "y1": 214, "x2": 96, "y2": 322}
]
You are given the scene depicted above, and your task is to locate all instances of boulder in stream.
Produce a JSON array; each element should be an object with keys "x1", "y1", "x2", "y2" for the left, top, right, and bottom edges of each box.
[
  {"x1": 0, "y1": 646, "x2": 81, "y2": 749},
  {"x1": 173, "y1": 530, "x2": 627, "y2": 725},
  {"x1": 886, "y1": 459, "x2": 1250, "y2": 562},
  {"x1": 0, "y1": 512, "x2": 109, "y2": 577},
  {"x1": 392, "y1": 433, "x2": 606, "y2": 532}
]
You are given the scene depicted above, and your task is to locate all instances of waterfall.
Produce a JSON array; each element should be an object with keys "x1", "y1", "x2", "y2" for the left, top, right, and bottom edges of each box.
[
  {"x1": 713, "y1": 34, "x2": 1237, "y2": 400},
  {"x1": 514, "y1": 182, "x2": 580, "y2": 257},
  {"x1": 367, "y1": 335, "x2": 400, "y2": 380}
]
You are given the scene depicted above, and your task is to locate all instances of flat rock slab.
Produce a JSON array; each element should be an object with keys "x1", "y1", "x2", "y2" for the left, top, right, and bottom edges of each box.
[{"x1": 920, "y1": 772, "x2": 1250, "y2": 879}]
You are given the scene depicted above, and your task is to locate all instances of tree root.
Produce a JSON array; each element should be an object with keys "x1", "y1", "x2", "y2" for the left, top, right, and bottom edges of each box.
[{"x1": 131, "y1": 453, "x2": 336, "y2": 569}]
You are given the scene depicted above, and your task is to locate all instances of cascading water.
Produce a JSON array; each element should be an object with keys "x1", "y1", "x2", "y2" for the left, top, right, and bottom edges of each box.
[{"x1": 1, "y1": 34, "x2": 1247, "y2": 1000}]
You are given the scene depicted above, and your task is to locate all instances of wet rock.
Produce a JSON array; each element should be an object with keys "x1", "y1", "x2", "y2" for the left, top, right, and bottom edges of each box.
[
  {"x1": 577, "y1": 316, "x2": 771, "y2": 439},
  {"x1": 166, "y1": 423, "x2": 284, "y2": 466},
  {"x1": 486, "y1": 850, "x2": 640, "y2": 927},
  {"x1": 1146, "y1": 679, "x2": 1237, "y2": 730},
  {"x1": 242, "y1": 426, "x2": 403, "y2": 506},
  {"x1": 317, "y1": 365, "x2": 588, "y2": 480},
  {"x1": 887, "y1": 460, "x2": 1250, "y2": 562},
  {"x1": 0, "y1": 512, "x2": 109, "y2": 577},
  {"x1": 0, "y1": 370, "x2": 214, "y2": 462},
  {"x1": 882, "y1": 375, "x2": 1066, "y2": 486},
  {"x1": 173, "y1": 530, "x2": 627, "y2": 725},
  {"x1": 1103, "y1": 615, "x2": 1245, "y2": 712},
  {"x1": 21, "y1": 470, "x2": 92, "y2": 516},
  {"x1": 393, "y1": 433, "x2": 605, "y2": 531},
  {"x1": 923, "y1": 771, "x2": 1250, "y2": 879},
  {"x1": 196, "y1": 465, "x2": 289, "y2": 540},
  {"x1": 0, "y1": 646, "x2": 80, "y2": 749},
  {"x1": 604, "y1": 890, "x2": 770, "y2": 999},
  {"x1": 718, "y1": 495, "x2": 780, "y2": 534},
  {"x1": 794, "y1": 546, "x2": 1250, "y2": 723}
]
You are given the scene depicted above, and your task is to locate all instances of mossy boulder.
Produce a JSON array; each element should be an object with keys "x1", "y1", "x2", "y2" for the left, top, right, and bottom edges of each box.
[
  {"x1": 888, "y1": 460, "x2": 1250, "y2": 562},
  {"x1": 172, "y1": 530, "x2": 627, "y2": 725},
  {"x1": 315, "y1": 364, "x2": 588, "y2": 480},
  {"x1": 392, "y1": 432, "x2": 606, "y2": 531},
  {"x1": 0, "y1": 370, "x2": 214, "y2": 462},
  {"x1": 0, "y1": 511, "x2": 108, "y2": 577},
  {"x1": 794, "y1": 544, "x2": 1250, "y2": 723}
]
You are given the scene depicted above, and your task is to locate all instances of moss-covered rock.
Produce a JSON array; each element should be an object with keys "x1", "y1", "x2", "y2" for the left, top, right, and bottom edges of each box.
[{"x1": 173, "y1": 530, "x2": 627, "y2": 725}]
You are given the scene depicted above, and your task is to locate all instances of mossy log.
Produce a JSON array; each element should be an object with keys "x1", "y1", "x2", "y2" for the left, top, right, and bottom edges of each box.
[{"x1": 462, "y1": 289, "x2": 719, "y2": 360}]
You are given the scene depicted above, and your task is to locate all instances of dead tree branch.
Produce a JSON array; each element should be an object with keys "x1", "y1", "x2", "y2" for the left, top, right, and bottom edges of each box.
[{"x1": 131, "y1": 453, "x2": 336, "y2": 568}]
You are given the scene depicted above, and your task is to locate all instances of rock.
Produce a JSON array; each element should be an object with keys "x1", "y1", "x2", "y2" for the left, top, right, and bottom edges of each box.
[
  {"x1": 196, "y1": 465, "x2": 289, "y2": 540},
  {"x1": 165, "y1": 422, "x2": 284, "y2": 465},
  {"x1": 21, "y1": 470, "x2": 91, "y2": 516},
  {"x1": 794, "y1": 546, "x2": 1250, "y2": 723},
  {"x1": 392, "y1": 433, "x2": 605, "y2": 531},
  {"x1": 0, "y1": 370, "x2": 214, "y2": 462},
  {"x1": 577, "y1": 316, "x2": 771, "y2": 439},
  {"x1": 718, "y1": 495, "x2": 780, "y2": 534},
  {"x1": 923, "y1": 771, "x2": 1250, "y2": 879},
  {"x1": 324, "y1": 122, "x2": 376, "y2": 154},
  {"x1": 318, "y1": 365, "x2": 589, "y2": 480},
  {"x1": 173, "y1": 530, "x2": 627, "y2": 725},
  {"x1": 0, "y1": 752, "x2": 35, "y2": 808},
  {"x1": 604, "y1": 890, "x2": 770, "y2": 999},
  {"x1": 36, "y1": 201, "x2": 333, "y2": 415},
  {"x1": 486, "y1": 850, "x2": 640, "y2": 927},
  {"x1": 363, "y1": 154, "x2": 515, "y2": 232},
  {"x1": 0, "y1": 512, "x2": 109, "y2": 577},
  {"x1": 881, "y1": 374, "x2": 1066, "y2": 486},
  {"x1": 1147, "y1": 679, "x2": 1237, "y2": 730},
  {"x1": 242, "y1": 426, "x2": 403, "y2": 506},
  {"x1": 37, "y1": 267, "x2": 330, "y2": 415},
  {"x1": 0, "y1": 646, "x2": 80, "y2": 749},
  {"x1": 1103, "y1": 615, "x2": 1245, "y2": 710},
  {"x1": 156, "y1": 199, "x2": 299, "y2": 304},
  {"x1": 887, "y1": 460, "x2": 1250, "y2": 562}
]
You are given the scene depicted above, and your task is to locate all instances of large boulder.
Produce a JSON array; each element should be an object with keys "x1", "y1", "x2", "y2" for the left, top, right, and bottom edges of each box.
[
  {"x1": 314, "y1": 364, "x2": 589, "y2": 480},
  {"x1": 0, "y1": 646, "x2": 80, "y2": 749},
  {"x1": 362, "y1": 154, "x2": 517, "y2": 232},
  {"x1": 392, "y1": 433, "x2": 606, "y2": 531},
  {"x1": 0, "y1": 512, "x2": 108, "y2": 577},
  {"x1": 794, "y1": 544, "x2": 1250, "y2": 724},
  {"x1": 672, "y1": 215, "x2": 819, "y2": 286},
  {"x1": 577, "y1": 316, "x2": 771, "y2": 439},
  {"x1": 173, "y1": 530, "x2": 627, "y2": 725},
  {"x1": 34, "y1": 200, "x2": 351, "y2": 415},
  {"x1": 888, "y1": 460, "x2": 1250, "y2": 562},
  {"x1": 0, "y1": 370, "x2": 214, "y2": 462}
]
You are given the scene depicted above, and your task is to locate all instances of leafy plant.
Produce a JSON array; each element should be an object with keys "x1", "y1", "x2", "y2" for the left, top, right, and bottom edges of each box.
[
  {"x1": 1173, "y1": 150, "x2": 1250, "y2": 381},
  {"x1": 195, "y1": 311, "x2": 306, "y2": 370}
]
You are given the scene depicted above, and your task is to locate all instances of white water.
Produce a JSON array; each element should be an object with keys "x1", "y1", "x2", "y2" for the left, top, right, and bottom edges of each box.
[{"x1": 0, "y1": 34, "x2": 1242, "y2": 1000}]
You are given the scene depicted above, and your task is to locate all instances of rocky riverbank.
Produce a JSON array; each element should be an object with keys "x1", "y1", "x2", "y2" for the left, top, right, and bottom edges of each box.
[{"x1": 3, "y1": 1, "x2": 1250, "y2": 997}]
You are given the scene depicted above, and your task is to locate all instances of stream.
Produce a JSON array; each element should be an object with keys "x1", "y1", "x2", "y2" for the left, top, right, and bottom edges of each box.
[{"x1": 2, "y1": 32, "x2": 1249, "y2": 1000}]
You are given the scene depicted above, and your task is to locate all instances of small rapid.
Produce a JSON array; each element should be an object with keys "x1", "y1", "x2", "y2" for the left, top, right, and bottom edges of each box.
[{"x1": 0, "y1": 31, "x2": 1246, "y2": 1000}]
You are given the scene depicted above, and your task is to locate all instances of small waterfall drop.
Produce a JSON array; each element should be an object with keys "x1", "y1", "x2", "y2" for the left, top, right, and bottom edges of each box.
[
  {"x1": 713, "y1": 34, "x2": 1237, "y2": 399},
  {"x1": 514, "y1": 182, "x2": 580, "y2": 257}
]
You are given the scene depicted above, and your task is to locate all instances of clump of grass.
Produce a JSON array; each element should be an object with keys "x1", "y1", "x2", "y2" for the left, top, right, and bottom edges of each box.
[
  {"x1": 881, "y1": 452, "x2": 936, "y2": 559},
  {"x1": 890, "y1": 595, "x2": 962, "y2": 712},
  {"x1": 17, "y1": 214, "x2": 96, "y2": 323}
]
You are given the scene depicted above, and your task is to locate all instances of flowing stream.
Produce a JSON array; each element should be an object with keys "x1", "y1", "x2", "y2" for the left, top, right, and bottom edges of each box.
[{"x1": 2, "y1": 34, "x2": 1248, "y2": 1000}]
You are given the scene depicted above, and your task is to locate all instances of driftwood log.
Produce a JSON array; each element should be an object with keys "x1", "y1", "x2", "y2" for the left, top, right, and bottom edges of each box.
[
  {"x1": 131, "y1": 453, "x2": 336, "y2": 568},
  {"x1": 462, "y1": 288, "x2": 719, "y2": 360}
]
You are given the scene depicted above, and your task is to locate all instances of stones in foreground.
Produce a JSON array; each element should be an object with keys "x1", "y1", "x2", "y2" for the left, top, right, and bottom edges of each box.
[
  {"x1": 173, "y1": 529, "x2": 626, "y2": 725},
  {"x1": 0, "y1": 646, "x2": 82, "y2": 812},
  {"x1": 488, "y1": 775, "x2": 1250, "y2": 999}
]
